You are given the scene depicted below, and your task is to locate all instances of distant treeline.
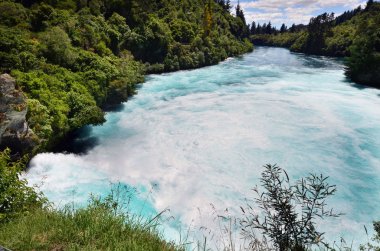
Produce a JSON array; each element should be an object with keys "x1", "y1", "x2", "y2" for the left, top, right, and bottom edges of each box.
[
  {"x1": 250, "y1": 0, "x2": 380, "y2": 88},
  {"x1": 248, "y1": 5, "x2": 363, "y2": 35}
]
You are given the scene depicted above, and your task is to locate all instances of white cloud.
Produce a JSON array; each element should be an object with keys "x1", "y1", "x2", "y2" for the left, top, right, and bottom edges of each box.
[{"x1": 231, "y1": 0, "x2": 366, "y2": 27}]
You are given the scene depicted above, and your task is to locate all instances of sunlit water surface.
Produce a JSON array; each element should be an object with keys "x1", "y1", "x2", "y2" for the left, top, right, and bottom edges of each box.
[{"x1": 26, "y1": 47, "x2": 380, "y2": 247}]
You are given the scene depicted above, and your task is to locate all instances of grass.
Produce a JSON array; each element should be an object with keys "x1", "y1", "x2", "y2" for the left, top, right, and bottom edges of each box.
[{"x1": 0, "y1": 188, "x2": 183, "y2": 251}]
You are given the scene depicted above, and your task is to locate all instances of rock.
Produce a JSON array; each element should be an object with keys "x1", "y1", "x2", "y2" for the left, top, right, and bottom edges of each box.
[{"x1": 0, "y1": 74, "x2": 36, "y2": 156}]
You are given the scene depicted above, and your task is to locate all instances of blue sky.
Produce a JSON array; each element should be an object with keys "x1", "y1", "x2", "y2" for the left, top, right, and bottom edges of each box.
[{"x1": 231, "y1": 0, "x2": 367, "y2": 28}]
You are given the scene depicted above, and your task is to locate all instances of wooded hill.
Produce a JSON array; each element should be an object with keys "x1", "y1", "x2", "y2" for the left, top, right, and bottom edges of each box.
[
  {"x1": 250, "y1": 0, "x2": 380, "y2": 88},
  {"x1": 0, "y1": 0, "x2": 253, "y2": 155}
]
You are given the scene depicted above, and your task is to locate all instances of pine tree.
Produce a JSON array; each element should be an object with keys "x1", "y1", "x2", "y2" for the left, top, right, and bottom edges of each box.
[
  {"x1": 235, "y1": 0, "x2": 246, "y2": 25},
  {"x1": 225, "y1": 0, "x2": 231, "y2": 11},
  {"x1": 266, "y1": 22, "x2": 272, "y2": 34},
  {"x1": 289, "y1": 23, "x2": 296, "y2": 32},
  {"x1": 366, "y1": 0, "x2": 374, "y2": 10},
  {"x1": 280, "y1": 23, "x2": 287, "y2": 33},
  {"x1": 250, "y1": 21, "x2": 256, "y2": 34}
]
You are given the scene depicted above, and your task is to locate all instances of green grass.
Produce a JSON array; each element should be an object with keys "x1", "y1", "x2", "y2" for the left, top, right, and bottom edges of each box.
[{"x1": 0, "y1": 195, "x2": 182, "y2": 251}]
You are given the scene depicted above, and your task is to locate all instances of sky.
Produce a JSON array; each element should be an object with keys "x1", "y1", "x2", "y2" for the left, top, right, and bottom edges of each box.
[{"x1": 231, "y1": 0, "x2": 367, "y2": 28}]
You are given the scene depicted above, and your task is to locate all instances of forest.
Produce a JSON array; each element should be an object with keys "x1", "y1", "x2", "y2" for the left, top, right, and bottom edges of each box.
[
  {"x1": 250, "y1": 0, "x2": 380, "y2": 88},
  {"x1": 0, "y1": 0, "x2": 253, "y2": 155}
]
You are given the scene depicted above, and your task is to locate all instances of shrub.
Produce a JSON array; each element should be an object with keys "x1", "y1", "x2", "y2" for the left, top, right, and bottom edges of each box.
[
  {"x1": 0, "y1": 149, "x2": 45, "y2": 223},
  {"x1": 240, "y1": 164, "x2": 341, "y2": 251}
]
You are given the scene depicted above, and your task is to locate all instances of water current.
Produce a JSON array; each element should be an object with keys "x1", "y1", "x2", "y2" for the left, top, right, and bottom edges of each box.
[{"x1": 26, "y1": 47, "x2": 380, "y2": 247}]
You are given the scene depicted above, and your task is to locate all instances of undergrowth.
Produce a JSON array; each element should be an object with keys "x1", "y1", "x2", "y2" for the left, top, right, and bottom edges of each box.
[{"x1": 0, "y1": 185, "x2": 182, "y2": 251}]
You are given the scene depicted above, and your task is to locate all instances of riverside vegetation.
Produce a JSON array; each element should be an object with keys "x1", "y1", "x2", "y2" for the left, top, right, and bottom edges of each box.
[
  {"x1": 0, "y1": 0, "x2": 253, "y2": 156},
  {"x1": 250, "y1": 0, "x2": 380, "y2": 88},
  {"x1": 1, "y1": 0, "x2": 380, "y2": 250}
]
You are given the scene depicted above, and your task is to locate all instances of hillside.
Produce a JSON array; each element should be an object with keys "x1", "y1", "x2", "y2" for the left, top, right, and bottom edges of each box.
[
  {"x1": 0, "y1": 0, "x2": 253, "y2": 156},
  {"x1": 250, "y1": 1, "x2": 380, "y2": 88}
]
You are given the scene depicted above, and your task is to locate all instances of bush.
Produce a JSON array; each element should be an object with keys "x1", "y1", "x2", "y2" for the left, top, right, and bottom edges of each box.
[
  {"x1": 0, "y1": 149, "x2": 45, "y2": 223},
  {"x1": 240, "y1": 164, "x2": 341, "y2": 250}
]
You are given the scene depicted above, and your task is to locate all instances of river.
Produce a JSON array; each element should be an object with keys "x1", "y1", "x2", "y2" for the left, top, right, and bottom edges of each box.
[{"x1": 26, "y1": 47, "x2": 380, "y2": 247}]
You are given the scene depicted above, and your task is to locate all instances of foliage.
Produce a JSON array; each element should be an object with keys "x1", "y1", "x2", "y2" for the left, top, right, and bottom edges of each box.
[
  {"x1": 0, "y1": 0, "x2": 253, "y2": 155},
  {"x1": 346, "y1": 5, "x2": 380, "y2": 88},
  {"x1": 304, "y1": 13, "x2": 335, "y2": 55},
  {"x1": 0, "y1": 26, "x2": 38, "y2": 72},
  {"x1": 251, "y1": 32, "x2": 302, "y2": 48},
  {"x1": 0, "y1": 1, "x2": 30, "y2": 28},
  {"x1": 0, "y1": 149, "x2": 45, "y2": 223},
  {"x1": 0, "y1": 186, "x2": 182, "y2": 251},
  {"x1": 39, "y1": 26, "x2": 76, "y2": 66},
  {"x1": 240, "y1": 164, "x2": 340, "y2": 250},
  {"x1": 250, "y1": 1, "x2": 380, "y2": 88}
]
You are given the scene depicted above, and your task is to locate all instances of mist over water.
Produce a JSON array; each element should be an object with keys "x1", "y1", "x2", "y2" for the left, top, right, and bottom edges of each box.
[{"x1": 26, "y1": 47, "x2": 380, "y2": 246}]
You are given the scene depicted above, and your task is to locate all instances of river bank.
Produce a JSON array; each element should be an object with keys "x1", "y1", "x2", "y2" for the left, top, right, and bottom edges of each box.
[{"x1": 0, "y1": 0, "x2": 254, "y2": 160}]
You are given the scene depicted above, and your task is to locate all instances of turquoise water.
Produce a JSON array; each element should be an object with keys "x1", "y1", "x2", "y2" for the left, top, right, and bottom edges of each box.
[{"x1": 26, "y1": 47, "x2": 380, "y2": 247}]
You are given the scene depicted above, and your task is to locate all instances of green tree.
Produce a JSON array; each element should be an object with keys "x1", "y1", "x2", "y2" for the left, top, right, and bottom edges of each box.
[
  {"x1": 346, "y1": 14, "x2": 380, "y2": 87},
  {"x1": 250, "y1": 21, "x2": 256, "y2": 34},
  {"x1": 240, "y1": 165, "x2": 341, "y2": 250},
  {"x1": 0, "y1": 1, "x2": 30, "y2": 27},
  {"x1": 39, "y1": 26, "x2": 76, "y2": 66},
  {"x1": 305, "y1": 12, "x2": 335, "y2": 54},
  {"x1": 107, "y1": 13, "x2": 130, "y2": 55},
  {"x1": 280, "y1": 23, "x2": 287, "y2": 33}
]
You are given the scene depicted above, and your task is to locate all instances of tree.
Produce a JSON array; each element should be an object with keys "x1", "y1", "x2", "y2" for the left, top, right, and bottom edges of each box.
[
  {"x1": 256, "y1": 23, "x2": 262, "y2": 34},
  {"x1": 240, "y1": 164, "x2": 341, "y2": 251},
  {"x1": 224, "y1": 0, "x2": 231, "y2": 11},
  {"x1": 280, "y1": 23, "x2": 287, "y2": 33},
  {"x1": 366, "y1": 0, "x2": 374, "y2": 10},
  {"x1": 250, "y1": 21, "x2": 256, "y2": 35},
  {"x1": 346, "y1": 15, "x2": 380, "y2": 87},
  {"x1": 261, "y1": 23, "x2": 267, "y2": 34},
  {"x1": 305, "y1": 12, "x2": 335, "y2": 54},
  {"x1": 39, "y1": 26, "x2": 76, "y2": 66},
  {"x1": 236, "y1": 0, "x2": 246, "y2": 24},
  {"x1": 107, "y1": 13, "x2": 130, "y2": 55},
  {"x1": 266, "y1": 21, "x2": 272, "y2": 34},
  {"x1": 289, "y1": 23, "x2": 296, "y2": 32}
]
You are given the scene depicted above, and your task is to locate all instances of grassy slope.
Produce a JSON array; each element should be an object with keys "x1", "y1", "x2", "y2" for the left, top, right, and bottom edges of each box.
[
  {"x1": 1, "y1": 149, "x2": 180, "y2": 250},
  {"x1": 0, "y1": 199, "x2": 182, "y2": 251}
]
